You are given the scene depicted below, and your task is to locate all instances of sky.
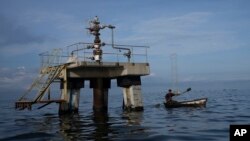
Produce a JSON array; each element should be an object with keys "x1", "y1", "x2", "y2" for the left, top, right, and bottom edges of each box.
[{"x1": 0, "y1": 0, "x2": 250, "y2": 91}]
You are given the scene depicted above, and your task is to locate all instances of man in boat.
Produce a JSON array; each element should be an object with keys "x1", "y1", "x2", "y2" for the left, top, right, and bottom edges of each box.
[{"x1": 165, "y1": 89, "x2": 180, "y2": 104}]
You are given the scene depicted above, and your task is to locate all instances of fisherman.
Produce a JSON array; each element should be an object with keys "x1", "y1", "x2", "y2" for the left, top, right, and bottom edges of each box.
[{"x1": 165, "y1": 89, "x2": 179, "y2": 104}]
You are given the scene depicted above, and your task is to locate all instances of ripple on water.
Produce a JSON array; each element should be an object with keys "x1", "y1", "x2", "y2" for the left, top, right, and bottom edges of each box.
[
  {"x1": 1, "y1": 88, "x2": 250, "y2": 141},
  {"x1": 0, "y1": 132, "x2": 55, "y2": 141}
]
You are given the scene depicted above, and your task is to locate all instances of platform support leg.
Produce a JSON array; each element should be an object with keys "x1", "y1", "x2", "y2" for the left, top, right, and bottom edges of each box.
[
  {"x1": 122, "y1": 85, "x2": 143, "y2": 111},
  {"x1": 69, "y1": 89, "x2": 80, "y2": 113},
  {"x1": 59, "y1": 89, "x2": 82, "y2": 114},
  {"x1": 117, "y1": 76, "x2": 143, "y2": 111},
  {"x1": 59, "y1": 71, "x2": 84, "y2": 114},
  {"x1": 91, "y1": 78, "x2": 110, "y2": 112}
]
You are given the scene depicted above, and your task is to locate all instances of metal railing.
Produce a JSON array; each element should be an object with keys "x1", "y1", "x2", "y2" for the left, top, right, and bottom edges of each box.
[
  {"x1": 39, "y1": 48, "x2": 63, "y2": 68},
  {"x1": 39, "y1": 42, "x2": 149, "y2": 68}
]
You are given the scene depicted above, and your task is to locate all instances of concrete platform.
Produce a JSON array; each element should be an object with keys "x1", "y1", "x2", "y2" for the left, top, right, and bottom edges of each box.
[{"x1": 40, "y1": 61, "x2": 150, "y2": 79}]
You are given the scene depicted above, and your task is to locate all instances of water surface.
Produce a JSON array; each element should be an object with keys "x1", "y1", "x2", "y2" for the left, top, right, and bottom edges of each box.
[{"x1": 0, "y1": 82, "x2": 250, "y2": 141}]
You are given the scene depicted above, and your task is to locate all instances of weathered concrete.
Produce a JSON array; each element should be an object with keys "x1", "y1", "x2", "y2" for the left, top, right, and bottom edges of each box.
[
  {"x1": 59, "y1": 89, "x2": 80, "y2": 114},
  {"x1": 59, "y1": 75, "x2": 84, "y2": 114},
  {"x1": 65, "y1": 62, "x2": 150, "y2": 78},
  {"x1": 122, "y1": 85, "x2": 143, "y2": 111},
  {"x1": 47, "y1": 61, "x2": 150, "y2": 114},
  {"x1": 117, "y1": 76, "x2": 143, "y2": 111}
]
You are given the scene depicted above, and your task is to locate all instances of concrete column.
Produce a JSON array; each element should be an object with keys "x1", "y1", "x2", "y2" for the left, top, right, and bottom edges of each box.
[
  {"x1": 59, "y1": 89, "x2": 70, "y2": 115},
  {"x1": 117, "y1": 76, "x2": 144, "y2": 111},
  {"x1": 122, "y1": 85, "x2": 143, "y2": 111},
  {"x1": 90, "y1": 78, "x2": 110, "y2": 112},
  {"x1": 59, "y1": 89, "x2": 80, "y2": 114},
  {"x1": 69, "y1": 89, "x2": 80, "y2": 113},
  {"x1": 59, "y1": 68, "x2": 69, "y2": 114},
  {"x1": 59, "y1": 76, "x2": 84, "y2": 114}
]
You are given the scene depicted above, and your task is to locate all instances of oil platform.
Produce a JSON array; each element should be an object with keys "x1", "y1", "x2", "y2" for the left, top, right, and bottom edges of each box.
[{"x1": 15, "y1": 16, "x2": 150, "y2": 114}]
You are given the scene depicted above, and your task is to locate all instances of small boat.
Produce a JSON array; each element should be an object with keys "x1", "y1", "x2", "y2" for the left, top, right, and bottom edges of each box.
[{"x1": 164, "y1": 98, "x2": 207, "y2": 108}]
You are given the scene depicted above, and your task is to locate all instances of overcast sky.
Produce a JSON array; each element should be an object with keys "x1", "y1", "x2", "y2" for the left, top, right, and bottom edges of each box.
[{"x1": 0, "y1": 0, "x2": 250, "y2": 90}]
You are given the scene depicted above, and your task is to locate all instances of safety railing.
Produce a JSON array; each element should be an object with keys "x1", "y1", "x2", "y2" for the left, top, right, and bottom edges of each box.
[
  {"x1": 39, "y1": 48, "x2": 63, "y2": 68},
  {"x1": 39, "y1": 42, "x2": 149, "y2": 68}
]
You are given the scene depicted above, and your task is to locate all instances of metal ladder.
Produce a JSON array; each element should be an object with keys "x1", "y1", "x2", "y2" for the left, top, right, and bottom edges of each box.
[
  {"x1": 33, "y1": 65, "x2": 65, "y2": 102},
  {"x1": 15, "y1": 48, "x2": 66, "y2": 110},
  {"x1": 15, "y1": 65, "x2": 66, "y2": 110}
]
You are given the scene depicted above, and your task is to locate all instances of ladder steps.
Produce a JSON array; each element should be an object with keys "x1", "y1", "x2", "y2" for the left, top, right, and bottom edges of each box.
[
  {"x1": 33, "y1": 65, "x2": 65, "y2": 103},
  {"x1": 16, "y1": 64, "x2": 66, "y2": 110}
]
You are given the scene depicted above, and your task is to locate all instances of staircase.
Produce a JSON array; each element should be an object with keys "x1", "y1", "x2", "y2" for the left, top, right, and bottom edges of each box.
[
  {"x1": 15, "y1": 65, "x2": 66, "y2": 110},
  {"x1": 33, "y1": 65, "x2": 65, "y2": 102},
  {"x1": 15, "y1": 49, "x2": 66, "y2": 110}
]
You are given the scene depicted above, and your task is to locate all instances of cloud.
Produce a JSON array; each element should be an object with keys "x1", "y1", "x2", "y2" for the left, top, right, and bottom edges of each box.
[
  {"x1": 0, "y1": 14, "x2": 47, "y2": 47},
  {"x1": 119, "y1": 12, "x2": 241, "y2": 55},
  {"x1": 0, "y1": 67, "x2": 37, "y2": 90},
  {"x1": 0, "y1": 12, "x2": 87, "y2": 56}
]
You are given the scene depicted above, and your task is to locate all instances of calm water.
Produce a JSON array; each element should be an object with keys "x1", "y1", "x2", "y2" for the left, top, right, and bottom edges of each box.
[{"x1": 0, "y1": 81, "x2": 250, "y2": 141}]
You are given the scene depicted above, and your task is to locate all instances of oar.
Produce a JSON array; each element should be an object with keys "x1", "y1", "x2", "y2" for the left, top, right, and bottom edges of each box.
[
  {"x1": 175, "y1": 87, "x2": 192, "y2": 95},
  {"x1": 180, "y1": 87, "x2": 192, "y2": 94}
]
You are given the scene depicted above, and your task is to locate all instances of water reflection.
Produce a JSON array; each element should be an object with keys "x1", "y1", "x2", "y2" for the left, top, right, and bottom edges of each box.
[
  {"x1": 91, "y1": 111, "x2": 110, "y2": 141},
  {"x1": 58, "y1": 110, "x2": 148, "y2": 140},
  {"x1": 118, "y1": 111, "x2": 152, "y2": 140},
  {"x1": 59, "y1": 113, "x2": 82, "y2": 140},
  {"x1": 122, "y1": 111, "x2": 143, "y2": 126},
  {"x1": 58, "y1": 111, "x2": 112, "y2": 140}
]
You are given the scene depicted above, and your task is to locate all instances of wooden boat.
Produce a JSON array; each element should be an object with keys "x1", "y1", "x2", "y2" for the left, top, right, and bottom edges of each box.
[{"x1": 164, "y1": 98, "x2": 207, "y2": 108}]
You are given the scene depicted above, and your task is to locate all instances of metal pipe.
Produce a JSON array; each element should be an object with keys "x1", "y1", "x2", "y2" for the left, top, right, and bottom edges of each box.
[
  {"x1": 110, "y1": 28, "x2": 130, "y2": 51},
  {"x1": 110, "y1": 28, "x2": 131, "y2": 62},
  {"x1": 105, "y1": 43, "x2": 150, "y2": 48},
  {"x1": 70, "y1": 46, "x2": 90, "y2": 55},
  {"x1": 66, "y1": 42, "x2": 93, "y2": 48}
]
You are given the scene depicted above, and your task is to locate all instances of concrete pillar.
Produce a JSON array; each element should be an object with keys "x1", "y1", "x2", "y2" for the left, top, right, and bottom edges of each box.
[
  {"x1": 59, "y1": 90, "x2": 69, "y2": 115},
  {"x1": 117, "y1": 76, "x2": 144, "y2": 111},
  {"x1": 90, "y1": 78, "x2": 110, "y2": 112},
  {"x1": 59, "y1": 76, "x2": 84, "y2": 114},
  {"x1": 59, "y1": 89, "x2": 80, "y2": 114},
  {"x1": 69, "y1": 89, "x2": 80, "y2": 112},
  {"x1": 122, "y1": 85, "x2": 143, "y2": 111}
]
